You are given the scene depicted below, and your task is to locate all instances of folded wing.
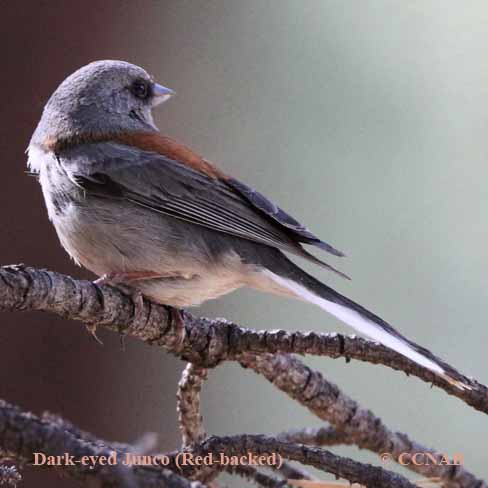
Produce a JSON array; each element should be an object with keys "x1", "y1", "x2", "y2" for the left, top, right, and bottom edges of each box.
[{"x1": 60, "y1": 141, "x2": 348, "y2": 278}]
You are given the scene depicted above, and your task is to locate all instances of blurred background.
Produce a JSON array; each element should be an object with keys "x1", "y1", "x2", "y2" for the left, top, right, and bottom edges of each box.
[{"x1": 1, "y1": 0, "x2": 488, "y2": 485}]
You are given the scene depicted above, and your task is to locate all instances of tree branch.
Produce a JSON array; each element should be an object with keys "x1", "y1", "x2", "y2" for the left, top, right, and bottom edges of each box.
[
  {"x1": 0, "y1": 265, "x2": 484, "y2": 412},
  {"x1": 177, "y1": 364, "x2": 208, "y2": 448},
  {"x1": 176, "y1": 434, "x2": 418, "y2": 488},
  {"x1": 175, "y1": 363, "x2": 313, "y2": 486},
  {"x1": 227, "y1": 465, "x2": 291, "y2": 488},
  {"x1": 0, "y1": 465, "x2": 22, "y2": 487},
  {"x1": 0, "y1": 399, "x2": 419, "y2": 488},
  {"x1": 239, "y1": 353, "x2": 485, "y2": 488},
  {"x1": 175, "y1": 364, "x2": 219, "y2": 485},
  {"x1": 0, "y1": 400, "x2": 203, "y2": 488},
  {"x1": 277, "y1": 426, "x2": 351, "y2": 447},
  {"x1": 1, "y1": 264, "x2": 487, "y2": 488}
]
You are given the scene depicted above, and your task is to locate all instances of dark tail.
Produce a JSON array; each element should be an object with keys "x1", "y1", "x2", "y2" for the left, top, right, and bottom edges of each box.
[{"x1": 258, "y1": 251, "x2": 470, "y2": 390}]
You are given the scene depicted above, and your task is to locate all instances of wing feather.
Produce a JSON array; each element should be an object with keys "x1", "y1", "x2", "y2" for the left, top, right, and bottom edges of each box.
[{"x1": 60, "y1": 142, "x2": 348, "y2": 278}]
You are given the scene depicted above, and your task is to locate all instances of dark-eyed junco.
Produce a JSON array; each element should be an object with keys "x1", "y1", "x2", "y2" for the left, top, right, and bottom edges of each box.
[{"x1": 27, "y1": 60, "x2": 468, "y2": 389}]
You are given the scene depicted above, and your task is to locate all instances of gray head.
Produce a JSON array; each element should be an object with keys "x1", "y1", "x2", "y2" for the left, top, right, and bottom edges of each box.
[{"x1": 30, "y1": 60, "x2": 174, "y2": 150}]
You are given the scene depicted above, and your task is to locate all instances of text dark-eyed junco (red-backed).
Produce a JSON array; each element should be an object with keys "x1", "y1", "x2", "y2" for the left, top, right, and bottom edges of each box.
[{"x1": 27, "y1": 60, "x2": 468, "y2": 389}]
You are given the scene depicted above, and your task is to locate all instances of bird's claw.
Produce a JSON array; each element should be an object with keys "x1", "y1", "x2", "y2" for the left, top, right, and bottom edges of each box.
[
  {"x1": 166, "y1": 306, "x2": 184, "y2": 330},
  {"x1": 93, "y1": 274, "x2": 146, "y2": 323},
  {"x1": 85, "y1": 323, "x2": 104, "y2": 345}
]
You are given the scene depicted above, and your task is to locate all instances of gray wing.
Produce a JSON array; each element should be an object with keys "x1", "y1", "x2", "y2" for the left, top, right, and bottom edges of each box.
[
  {"x1": 60, "y1": 142, "x2": 348, "y2": 278},
  {"x1": 226, "y1": 178, "x2": 344, "y2": 256}
]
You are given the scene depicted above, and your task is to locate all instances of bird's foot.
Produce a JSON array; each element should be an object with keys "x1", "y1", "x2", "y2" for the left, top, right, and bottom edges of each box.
[
  {"x1": 165, "y1": 306, "x2": 185, "y2": 330},
  {"x1": 129, "y1": 288, "x2": 145, "y2": 323},
  {"x1": 93, "y1": 272, "x2": 149, "y2": 322},
  {"x1": 165, "y1": 306, "x2": 186, "y2": 348},
  {"x1": 115, "y1": 285, "x2": 145, "y2": 323}
]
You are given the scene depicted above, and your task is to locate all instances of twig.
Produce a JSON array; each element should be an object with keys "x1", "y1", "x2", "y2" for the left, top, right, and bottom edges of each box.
[
  {"x1": 277, "y1": 461, "x2": 316, "y2": 482},
  {"x1": 40, "y1": 411, "x2": 158, "y2": 455},
  {"x1": 277, "y1": 426, "x2": 351, "y2": 447},
  {"x1": 230, "y1": 465, "x2": 291, "y2": 487},
  {"x1": 177, "y1": 364, "x2": 208, "y2": 447},
  {"x1": 239, "y1": 353, "x2": 485, "y2": 488},
  {"x1": 0, "y1": 465, "x2": 21, "y2": 487},
  {"x1": 0, "y1": 400, "x2": 204, "y2": 488},
  {"x1": 175, "y1": 363, "x2": 308, "y2": 486},
  {"x1": 178, "y1": 434, "x2": 418, "y2": 488},
  {"x1": 176, "y1": 364, "x2": 219, "y2": 485}
]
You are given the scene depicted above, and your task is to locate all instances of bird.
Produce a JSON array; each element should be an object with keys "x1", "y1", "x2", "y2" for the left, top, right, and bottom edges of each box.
[{"x1": 27, "y1": 60, "x2": 468, "y2": 389}]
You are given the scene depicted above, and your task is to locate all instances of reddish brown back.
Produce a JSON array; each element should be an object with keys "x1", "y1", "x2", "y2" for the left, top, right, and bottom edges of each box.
[{"x1": 115, "y1": 132, "x2": 227, "y2": 180}]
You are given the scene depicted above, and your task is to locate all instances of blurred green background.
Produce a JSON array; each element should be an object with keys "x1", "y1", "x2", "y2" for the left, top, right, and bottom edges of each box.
[{"x1": 1, "y1": 1, "x2": 487, "y2": 485}]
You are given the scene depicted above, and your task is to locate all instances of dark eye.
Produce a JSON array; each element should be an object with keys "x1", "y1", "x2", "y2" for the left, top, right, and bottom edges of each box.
[{"x1": 130, "y1": 79, "x2": 151, "y2": 99}]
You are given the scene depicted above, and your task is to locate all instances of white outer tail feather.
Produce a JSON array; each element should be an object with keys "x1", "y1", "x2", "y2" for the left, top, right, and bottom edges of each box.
[{"x1": 263, "y1": 270, "x2": 446, "y2": 377}]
